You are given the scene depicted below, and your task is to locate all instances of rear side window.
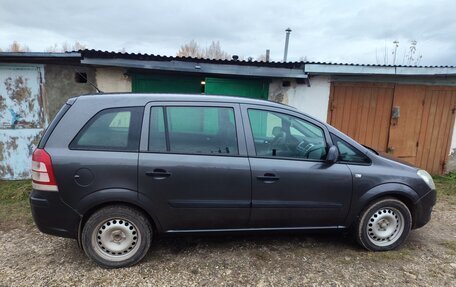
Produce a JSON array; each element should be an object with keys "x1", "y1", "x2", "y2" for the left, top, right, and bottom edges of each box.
[
  {"x1": 70, "y1": 107, "x2": 143, "y2": 151},
  {"x1": 148, "y1": 106, "x2": 238, "y2": 155}
]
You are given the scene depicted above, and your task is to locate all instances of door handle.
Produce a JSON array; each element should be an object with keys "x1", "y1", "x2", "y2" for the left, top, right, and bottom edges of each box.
[
  {"x1": 146, "y1": 169, "x2": 171, "y2": 179},
  {"x1": 257, "y1": 173, "x2": 280, "y2": 183}
]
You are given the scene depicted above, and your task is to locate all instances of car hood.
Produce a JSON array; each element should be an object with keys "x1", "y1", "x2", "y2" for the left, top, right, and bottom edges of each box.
[{"x1": 375, "y1": 151, "x2": 419, "y2": 170}]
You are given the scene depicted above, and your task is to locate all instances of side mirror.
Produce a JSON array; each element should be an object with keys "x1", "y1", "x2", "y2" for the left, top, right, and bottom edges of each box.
[{"x1": 325, "y1": 145, "x2": 339, "y2": 164}]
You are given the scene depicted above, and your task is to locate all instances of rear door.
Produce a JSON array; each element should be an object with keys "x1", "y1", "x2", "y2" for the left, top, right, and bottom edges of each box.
[
  {"x1": 242, "y1": 104, "x2": 353, "y2": 228},
  {"x1": 138, "y1": 102, "x2": 251, "y2": 231}
]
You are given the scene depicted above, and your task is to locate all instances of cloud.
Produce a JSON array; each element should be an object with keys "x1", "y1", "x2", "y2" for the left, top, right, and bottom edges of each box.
[{"x1": 0, "y1": 0, "x2": 455, "y2": 65}]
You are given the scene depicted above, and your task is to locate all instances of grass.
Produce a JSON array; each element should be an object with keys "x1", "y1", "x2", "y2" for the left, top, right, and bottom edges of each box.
[
  {"x1": 0, "y1": 179, "x2": 33, "y2": 230},
  {"x1": 434, "y1": 172, "x2": 456, "y2": 204}
]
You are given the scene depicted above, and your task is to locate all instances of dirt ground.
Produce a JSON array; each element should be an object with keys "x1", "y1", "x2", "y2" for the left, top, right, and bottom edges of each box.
[{"x1": 0, "y1": 199, "x2": 455, "y2": 287}]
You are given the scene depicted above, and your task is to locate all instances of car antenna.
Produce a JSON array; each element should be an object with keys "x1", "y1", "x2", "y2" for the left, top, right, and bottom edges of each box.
[{"x1": 74, "y1": 69, "x2": 103, "y2": 93}]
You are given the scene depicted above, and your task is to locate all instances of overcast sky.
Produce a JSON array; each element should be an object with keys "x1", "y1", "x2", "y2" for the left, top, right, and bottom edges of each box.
[{"x1": 1, "y1": 0, "x2": 455, "y2": 65}]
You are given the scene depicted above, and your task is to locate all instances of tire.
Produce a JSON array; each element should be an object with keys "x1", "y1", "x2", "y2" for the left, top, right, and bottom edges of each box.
[
  {"x1": 355, "y1": 198, "x2": 412, "y2": 251},
  {"x1": 81, "y1": 205, "x2": 152, "y2": 268}
]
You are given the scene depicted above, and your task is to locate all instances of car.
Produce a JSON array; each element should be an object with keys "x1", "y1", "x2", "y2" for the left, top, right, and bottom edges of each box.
[{"x1": 30, "y1": 93, "x2": 436, "y2": 268}]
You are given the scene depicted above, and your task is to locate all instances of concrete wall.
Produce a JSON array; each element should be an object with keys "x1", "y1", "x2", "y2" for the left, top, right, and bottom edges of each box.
[
  {"x1": 447, "y1": 126, "x2": 456, "y2": 173},
  {"x1": 44, "y1": 64, "x2": 97, "y2": 120},
  {"x1": 95, "y1": 68, "x2": 131, "y2": 93},
  {"x1": 451, "y1": 127, "x2": 456, "y2": 153},
  {"x1": 268, "y1": 76, "x2": 331, "y2": 123}
]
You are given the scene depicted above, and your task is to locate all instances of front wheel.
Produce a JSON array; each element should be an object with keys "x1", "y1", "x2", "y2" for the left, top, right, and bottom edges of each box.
[
  {"x1": 82, "y1": 205, "x2": 152, "y2": 268},
  {"x1": 355, "y1": 198, "x2": 412, "y2": 251}
]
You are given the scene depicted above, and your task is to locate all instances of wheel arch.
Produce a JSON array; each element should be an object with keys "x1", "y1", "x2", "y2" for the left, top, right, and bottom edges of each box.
[
  {"x1": 75, "y1": 189, "x2": 163, "y2": 247},
  {"x1": 345, "y1": 183, "x2": 419, "y2": 228}
]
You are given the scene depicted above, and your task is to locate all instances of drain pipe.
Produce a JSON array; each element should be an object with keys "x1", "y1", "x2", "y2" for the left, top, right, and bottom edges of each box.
[{"x1": 283, "y1": 28, "x2": 292, "y2": 62}]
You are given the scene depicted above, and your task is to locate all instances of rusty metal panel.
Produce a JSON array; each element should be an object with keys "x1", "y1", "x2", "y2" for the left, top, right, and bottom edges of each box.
[{"x1": 0, "y1": 65, "x2": 46, "y2": 179}]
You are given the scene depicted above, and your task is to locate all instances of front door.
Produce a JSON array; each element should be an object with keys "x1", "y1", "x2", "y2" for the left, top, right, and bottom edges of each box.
[
  {"x1": 138, "y1": 102, "x2": 251, "y2": 231},
  {"x1": 242, "y1": 105, "x2": 352, "y2": 228}
]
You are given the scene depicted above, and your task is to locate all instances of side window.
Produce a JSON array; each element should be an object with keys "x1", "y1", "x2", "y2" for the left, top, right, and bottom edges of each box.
[
  {"x1": 331, "y1": 134, "x2": 371, "y2": 164},
  {"x1": 248, "y1": 109, "x2": 327, "y2": 160},
  {"x1": 70, "y1": 107, "x2": 143, "y2": 151},
  {"x1": 148, "y1": 106, "x2": 238, "y2": 155},
  {"x1": 149, "y1": 107, "x2": 166, "y2": 152}
]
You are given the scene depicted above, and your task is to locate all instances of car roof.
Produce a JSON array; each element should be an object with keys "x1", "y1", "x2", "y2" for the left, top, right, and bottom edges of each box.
[{"x1": 72, "y1": 92, "x2": 297, "y2": 111}]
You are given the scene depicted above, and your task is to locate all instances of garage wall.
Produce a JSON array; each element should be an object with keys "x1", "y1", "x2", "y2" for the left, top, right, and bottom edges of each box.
[
  {"x1": 447, "y1": 122, "x2": 456, "y2": 172},
  {"x1": 45, "y1": 64, "x2": 97, "y2": 119},
  {"x1": 96, "y1": 68, "x2": 132, "y2": 93},
  {"x1": 451, "y1": 127, "x2": 456, "y2": 152},
  {"x1": 268, "y1": 76, "x2": 331, "y2": 122}
]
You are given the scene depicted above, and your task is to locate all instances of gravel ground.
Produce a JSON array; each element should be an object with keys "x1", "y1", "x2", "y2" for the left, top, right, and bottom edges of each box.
[{"x1": 1, "y1": 201, "x2": 455, "y2": 287}]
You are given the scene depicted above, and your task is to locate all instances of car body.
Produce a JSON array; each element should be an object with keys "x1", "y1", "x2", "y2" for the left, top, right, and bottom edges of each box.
[{"x1": 30, "y1": 93, "x2": 436, "y2": 268}]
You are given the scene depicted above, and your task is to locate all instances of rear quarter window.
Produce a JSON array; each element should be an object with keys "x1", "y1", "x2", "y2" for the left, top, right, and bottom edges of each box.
[{"x1": 70, "y1": 107, "x2": 143, "y2": 152}]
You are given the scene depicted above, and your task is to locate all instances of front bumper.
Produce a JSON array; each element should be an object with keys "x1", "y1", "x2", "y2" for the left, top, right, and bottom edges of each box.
[
  {"x1": 412, "y1": 189, "x2": 436, "y2": 229},
  {"x1": 30, "y1": 190, "x2": 81, "y2": 239}
]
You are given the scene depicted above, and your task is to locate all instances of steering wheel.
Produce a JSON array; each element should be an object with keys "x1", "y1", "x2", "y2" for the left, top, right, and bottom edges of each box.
[{"x1": 297, "y1": 141, "x2": 325, "y2": 159}]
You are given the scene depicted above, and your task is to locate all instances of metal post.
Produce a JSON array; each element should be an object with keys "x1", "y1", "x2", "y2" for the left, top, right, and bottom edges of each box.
[{"x1": 283, "y1": 28, "x2": 292, "y2": 62}]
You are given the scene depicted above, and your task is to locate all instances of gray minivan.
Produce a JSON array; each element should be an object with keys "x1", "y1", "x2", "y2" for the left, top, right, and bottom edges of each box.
[{"x1": 30, "y1": 93, "x2": 436, "y2": 268}]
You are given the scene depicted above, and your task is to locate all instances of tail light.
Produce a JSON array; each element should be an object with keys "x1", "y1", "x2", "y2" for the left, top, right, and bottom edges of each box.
[{"x1": 32, "y1": 148, "x2": 58, "y2": 191}]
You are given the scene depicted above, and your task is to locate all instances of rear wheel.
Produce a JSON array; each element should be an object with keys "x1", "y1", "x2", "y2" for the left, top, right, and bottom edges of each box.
[
  {"x1": 82, "y1": 205, "x2": 152, "y2": 268},
  {"x1": 356, "y1": 198, "x2": 412, "y2": 251}
]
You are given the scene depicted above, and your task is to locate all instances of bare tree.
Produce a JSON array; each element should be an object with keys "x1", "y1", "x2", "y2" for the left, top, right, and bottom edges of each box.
[
  {"x1": 44, "y1": 43, "x2": 59, "y2": 52},
  {"x1": 45, "y1": 41, "x2": 87, "y2": 52},
  {"x1": 72, "y1": 41, "x2": 86, "y2": 51},
  {"x1": 256, "y1": 54, "x2": 267, "y2": 62},
  {"x1": 6, "y1": 41, "x2": 30, "y2": 52},
  {"x1": 177, "y1": 40, "x2": 230, "y2": 59},
  {"x1": 177, "y1": 40, "x2": 203, "y2": 58},
  {"x1": 203, "y1": 41, "x2": 230, "y2": 60}
]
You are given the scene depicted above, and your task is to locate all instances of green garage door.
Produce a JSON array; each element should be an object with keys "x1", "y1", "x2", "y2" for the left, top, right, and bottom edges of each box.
[
  {"x1": 132, "y1": 74, "x2": 202, "y2": 94},
  {"x1": 132, "y1": 74, "x2": 269, "y2": 100},
  {"x1": 205, "y1": 78, "x2": 269, "y2": 99},
  {"x1": 133, "y1": 74, "x2": 270, "y2": 135}
]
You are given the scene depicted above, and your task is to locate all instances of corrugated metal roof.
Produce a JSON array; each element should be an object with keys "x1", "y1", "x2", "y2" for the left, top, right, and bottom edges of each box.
[
  {"x1": 1, "y1": 50, "x2": 455, "y2": 76},
  {"x1": 79, "y1": 49, "x2": 456, "y2": 69},
  {"x1": 0, "y1": 52, "x2": 82, "y2": 65},
  {"x1": 0, "y1": 52, "x2": 81, "y2": 58},
  {"x1": 79, "y1": 49, "x2": 304, "y2": 68}
]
